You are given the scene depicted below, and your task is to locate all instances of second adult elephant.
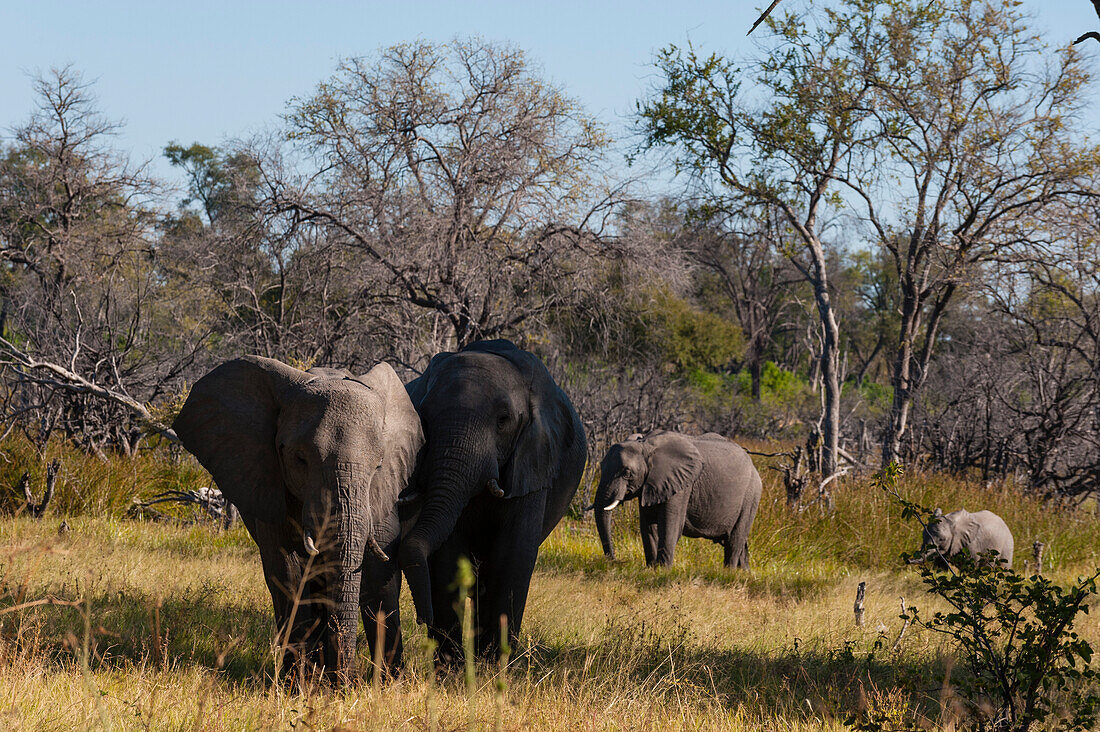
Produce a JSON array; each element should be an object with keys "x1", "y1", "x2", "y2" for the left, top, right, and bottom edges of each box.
[
  {"x1": 399, "y1": 339, "x2": 586, "y2": 662},
  {"x1": 590, "y1": 431, "x2": 762, "y2": 568}
]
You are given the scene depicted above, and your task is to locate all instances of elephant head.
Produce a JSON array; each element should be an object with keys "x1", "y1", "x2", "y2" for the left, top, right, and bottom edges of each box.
[
  {"x1": 590, "y1": 431, "x2": 702, "y2": 560},
  {"x1": 172, "y1": 356, "x2": 423, "y2": 680},
  {"x1": 910, "y1": 508, "x2": 959, "y2": 566},
  {"x1": 399, "y1": 340, "x2": 577, "y2": 627}
]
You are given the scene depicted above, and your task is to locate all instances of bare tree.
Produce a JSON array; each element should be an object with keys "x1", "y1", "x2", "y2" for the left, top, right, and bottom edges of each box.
[
  {"x1": 680, "y1": 204, "x2": 803, "y2": 400},
  {"x1": 0, "y1": 67, "x2": 194, "y2": 452},
  {"x1": 829, "y1": 0, "x2": 1098, "y2": 466},
  {"x1": 259, "y1": 38, "x2": 622, "y2": 358},
  {"x1": 986, "y1": 201, "x2": 1100, "y2": 496},
  {"x1": 637, "y1": 12, "x2": 879, "y2": 476}
]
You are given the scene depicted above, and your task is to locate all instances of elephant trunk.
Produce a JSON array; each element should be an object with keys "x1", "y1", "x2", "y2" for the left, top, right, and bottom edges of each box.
[
  {"x1": 330, "y1": 531, "x2": 364, "y2": 683},
  {"x1": 399, "y1": 424, "x2": 490, "y2": 627},
  {"x1": 592, "y1": 477, "x2": 626, "y2": 560},
  {"x1": 908, "y1": 546, "x2": 938, "y2": 565},
  {"x1": 304, "y1": 471, "x2": 373, "y2": 683}
]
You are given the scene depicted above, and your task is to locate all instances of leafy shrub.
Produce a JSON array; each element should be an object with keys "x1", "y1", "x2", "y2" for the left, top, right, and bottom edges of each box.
[
  {"x1": 850, "y1": 464, "x2": 1100, "y2": 731},
  {"x1": 644, "y1": 289, "x2": 744, "y2": 373}
]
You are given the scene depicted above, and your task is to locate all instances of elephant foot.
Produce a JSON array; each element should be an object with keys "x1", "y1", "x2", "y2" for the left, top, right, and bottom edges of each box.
[{"x1": 430, "y1": 637, "x2": 465, "y2": 672}]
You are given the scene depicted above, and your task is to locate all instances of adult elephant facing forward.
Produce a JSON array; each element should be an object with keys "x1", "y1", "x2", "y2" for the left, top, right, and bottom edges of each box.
[
  {"x1": 399, "y1": 340, "x2": 586, "y2": 662},
  {"x1": 172, "y1": 357, "x2": 423, "y2": 682},
  {"x1": 591, "y1": 431, "x2": 761, "y2": 568}
]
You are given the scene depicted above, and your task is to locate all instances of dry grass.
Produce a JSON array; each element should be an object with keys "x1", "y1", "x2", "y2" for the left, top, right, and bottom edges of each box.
[{"x1": 0, "y1": 441, "x2": 1099, "y2": 729}]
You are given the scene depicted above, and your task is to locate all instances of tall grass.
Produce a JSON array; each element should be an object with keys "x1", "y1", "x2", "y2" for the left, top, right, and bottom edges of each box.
[
  {"x1": 0, "y1": 435, "x2": 210, "y2": 518},
  {"x1": 0, "y1": 436, "x2": 1098, "y2": 729},
  {"x1": 562, "y1": 458, "x2": 1100, "y2": 587}
]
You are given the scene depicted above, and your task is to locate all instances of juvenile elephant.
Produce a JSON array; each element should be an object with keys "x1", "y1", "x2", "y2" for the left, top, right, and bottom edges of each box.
[
  {"x1": 590, "y1": 431, "x2": 762, "y2": 568},
  {"x1": 908, "y1": 508, "x2": 1014, "y2": 568},
  {"x1": 172, "y1": 357, "x2": 423, "y2": 682},
  {"x1": 399, "y1": 339, "x2": 586, "y2": 663}
]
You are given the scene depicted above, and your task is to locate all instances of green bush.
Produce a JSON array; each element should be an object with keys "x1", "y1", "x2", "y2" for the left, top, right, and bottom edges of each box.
[
  {"x1": 644, "y1": 289, "x2": 744, "y2": 373},
  {"x1": 850, "y1": 465, "x2": 1100, "y2": 731},
  {"x1": 0, "y1": 434, "x2": 211, "y2": 518}
]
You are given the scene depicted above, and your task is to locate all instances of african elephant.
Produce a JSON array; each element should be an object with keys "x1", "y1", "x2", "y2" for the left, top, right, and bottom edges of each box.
[
  {"x1": 172, "y1": 356, "x2": 423, "y2": 682},
  {"x1": 908, "y1": 508, "x2": 1014, "y2": 568},
  {"x1": 590, "y1": 431, "x2": 762, "y2": 568},
  {"x1": 399, "y1": 339, "x2": 586, "y2": 662}
]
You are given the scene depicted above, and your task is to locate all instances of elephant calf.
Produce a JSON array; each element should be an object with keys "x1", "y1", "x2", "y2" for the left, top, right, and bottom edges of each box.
[
  {"x1": 909, "y1": 508, "x2": 1014, "y2": 568},
  {"x1": 590, "y1": 431, "x2": 762, "y2": 568}
]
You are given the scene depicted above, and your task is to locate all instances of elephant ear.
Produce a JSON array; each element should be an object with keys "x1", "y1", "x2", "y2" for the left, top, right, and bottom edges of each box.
[
  {"x1": 466, "y1": 340, "x2": 580, "y2": 499},
  {"x1": 360, "y1": 362, "x2": 425, "y2": 505},
  {"x1": 955, "y1": 512, "x2": 980, "y2": 555},
  {"x1": 641, "y1": 432, "x2": 703, "y2": 506},
  {"x1": 405, "y1": 351, "x2": 455, "y2": 409},
  {"x1": 172, "y1": 356, "x2": 307, "y2": 524}
]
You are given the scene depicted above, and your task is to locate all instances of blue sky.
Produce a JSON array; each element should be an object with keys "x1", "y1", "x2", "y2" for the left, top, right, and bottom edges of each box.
[{"x1": 1, "y1": 1, "x2": 1098, "y2": 190}]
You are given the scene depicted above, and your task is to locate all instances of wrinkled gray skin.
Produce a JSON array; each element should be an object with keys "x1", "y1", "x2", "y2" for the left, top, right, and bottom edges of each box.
[
  {"x1": 399, "y1": 340, "x2": 586, "y2": 663},
  {"x1": 909, "y1": 508, "x2": 1014, "y2": 568},
  {"x1": 591, "y1": 431, "x2": 762, "y2": 568},
  {"x1": 173, "y1": 357, "x2": 423, "y2": 683}
]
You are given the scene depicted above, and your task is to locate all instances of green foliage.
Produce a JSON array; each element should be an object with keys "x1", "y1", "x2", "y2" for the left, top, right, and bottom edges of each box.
[
  {"x1": 852, "y1": 464, "x2": 1100, "y2": 731},
  {"x1": 634, "y1": 43, "x2": 741, "y2": 179},
  {"x1": 845, "y1": 379, "x2": 892, "y2": 417},
  {"x1": 643, "y1": 289, "x2": 744, "y2": 373},
  {"x1": 164, "y1": 142, "x2": 259, "y2": 224},
  {"x1": 733, "y1": 361, "x2": 807, "y2": 403}
]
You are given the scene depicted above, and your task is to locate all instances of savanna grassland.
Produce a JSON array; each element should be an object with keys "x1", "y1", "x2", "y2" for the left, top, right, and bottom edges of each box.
[{"x1": 1, "y1": 439, "x2": 1099, "y2": 731}]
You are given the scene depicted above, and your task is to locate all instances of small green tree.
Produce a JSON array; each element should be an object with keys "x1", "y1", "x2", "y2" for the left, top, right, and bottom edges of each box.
[{"x1": 853, "y1": 465, "x2": 1100, "y2": 731}]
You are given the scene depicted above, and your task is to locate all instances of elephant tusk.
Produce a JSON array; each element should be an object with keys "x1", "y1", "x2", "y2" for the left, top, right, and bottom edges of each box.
[
  {"x1": 396, "y1": 491, "x2": 421, "y2": 507},
  {"x1": 602, "y1": 500, "x2": 620, "y2": 511},
  {"x1": 487, "y1": 478, "x2": 505, "y2": 498},
  {"x1": 367, "y1": 535, "x2": 390, "y2": 562},
  {"x1": 583, "y1": 504, "x2": 595, "y2": 513},
  {"x1": 303, "y1": 532, "x2": 319, "y2": 556}
]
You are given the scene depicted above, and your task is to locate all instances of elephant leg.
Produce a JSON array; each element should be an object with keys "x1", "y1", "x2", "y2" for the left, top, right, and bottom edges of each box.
[
  {"x1": 476, "y1": 492, "x2": 546, "y2": 658},
  {"x1": 426, "y1": 522, "x2": 475, "y2": 667},
  {"x1": 360, "y1": 514, "x2": 403, "y2": 677},
  {"x1": 726, "y1": 493, "x2": 759, "y2": 570},
  {"x1": 721, "y1": 536, "x2": 749, "y2": 568},
  {"x1": 655, "y1": 493, "x2": 689, "y2": 567},
  {"x1": 639, "y1": 504, "x2": 660, "y2": 567},
  {"x1": 245, "y1": 517, "x2": 320, "y2": 671}
]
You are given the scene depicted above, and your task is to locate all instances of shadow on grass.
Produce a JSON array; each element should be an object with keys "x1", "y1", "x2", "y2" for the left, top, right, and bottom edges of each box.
[
  {"x1": 514, "y1": 619, "x2": 944, "y2": 726},
  {"x1": 536, "y1": 546, "x2": 835, "y2": 602},
  {"x1": 0, "y1": 583, "x2": 278, "y2": 687},
  {"x1": 0, "y1": 571, "x2": 942, "y2": 724}
]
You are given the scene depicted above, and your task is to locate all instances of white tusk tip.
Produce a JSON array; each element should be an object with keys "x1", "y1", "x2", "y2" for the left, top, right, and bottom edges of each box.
[{"x1": 303, "y1": 534, "x2": 319, "y2": 556}]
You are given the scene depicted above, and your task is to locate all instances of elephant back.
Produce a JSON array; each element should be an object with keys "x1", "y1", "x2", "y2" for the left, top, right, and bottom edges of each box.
[{"x1": 691, "y1": 436, "x2": 762, "y2": 512}]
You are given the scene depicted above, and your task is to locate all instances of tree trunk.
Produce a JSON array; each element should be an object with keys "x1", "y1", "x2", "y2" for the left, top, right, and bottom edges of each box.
[
  {"x1": 811, "y1": 254, "x2": 841, "y2": 478},
  {"x1": 882, "y1": 289, "x2": 916, "y2": 467},
  {"x1": 749, "y1": 355, "x2": 763, "y2": 402}
]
